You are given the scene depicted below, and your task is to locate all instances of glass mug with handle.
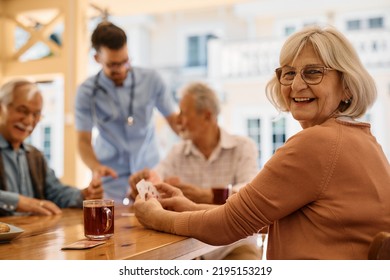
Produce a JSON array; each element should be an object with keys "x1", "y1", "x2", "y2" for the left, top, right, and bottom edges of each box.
[
  {"x1": 83, "y1": 199, "x2": 114, "y2": 240},
  {"x1": 212, "y1": 184, "x2": 232, "y2": 205}
]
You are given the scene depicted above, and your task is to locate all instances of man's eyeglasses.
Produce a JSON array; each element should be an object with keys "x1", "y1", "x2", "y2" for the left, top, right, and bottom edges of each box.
[
  {"x1": 8, "y1": 104, "x2": 43, "y2": 122},
  {"x1": 275, "y1": 65, "x2": 335, "y2": 86},
  {"x1": 104, "y1": 59, "x2": 129, "y2": 70}
]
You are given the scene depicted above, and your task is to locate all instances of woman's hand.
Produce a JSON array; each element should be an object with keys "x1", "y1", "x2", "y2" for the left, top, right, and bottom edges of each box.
[
  {"x1": 128, "y1": 169, "x2": 162, "y2": 200},
  {"x1": 134, "y1": 195, "x2": 167, "y2": 231}
]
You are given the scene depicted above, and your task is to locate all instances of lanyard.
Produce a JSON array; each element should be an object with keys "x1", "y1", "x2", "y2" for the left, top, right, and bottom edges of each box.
[{"x1": 92, "y1": 70, "x2": 135, "y2": 126}]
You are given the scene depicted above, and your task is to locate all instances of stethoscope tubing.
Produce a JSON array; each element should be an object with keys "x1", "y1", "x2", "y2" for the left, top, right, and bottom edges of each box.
[{"x1": 91, "y1": 70, "x2": 135, "y2": 126}]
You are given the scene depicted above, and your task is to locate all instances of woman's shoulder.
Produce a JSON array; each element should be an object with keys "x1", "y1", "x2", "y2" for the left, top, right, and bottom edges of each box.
[
  {"x1": 289, "y1": 119, "x2": 340, "y2": 142},
  {"x1": 291, "y1": 117, "x2": 369, "y2": 142},
  {"x1": 282, "y1": 118, "x2": 346, "y2": 156}
]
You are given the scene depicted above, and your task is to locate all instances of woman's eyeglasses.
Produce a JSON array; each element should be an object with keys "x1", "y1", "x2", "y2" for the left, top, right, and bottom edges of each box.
[{"x1": 275, "y1": 65, "x2": 335, "y2": 86}]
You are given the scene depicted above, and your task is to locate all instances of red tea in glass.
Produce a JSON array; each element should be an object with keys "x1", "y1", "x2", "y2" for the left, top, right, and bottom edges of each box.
[
  {"x1": 212, "y1": 185, "x2": 232, "y2": 205},
  {"x1": 83, "y1": 200, "x2": 114, "y2": 240}
]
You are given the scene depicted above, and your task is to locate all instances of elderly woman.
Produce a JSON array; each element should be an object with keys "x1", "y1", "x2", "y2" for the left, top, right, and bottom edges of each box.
[{"x1": 134, "y1": 25, "x2": 390, "y2": 259}]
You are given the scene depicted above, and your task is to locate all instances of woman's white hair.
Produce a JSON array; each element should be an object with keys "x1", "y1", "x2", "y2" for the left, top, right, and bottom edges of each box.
[{"x1": 266, "y1": 25, "x2": 377, "y2": 118}]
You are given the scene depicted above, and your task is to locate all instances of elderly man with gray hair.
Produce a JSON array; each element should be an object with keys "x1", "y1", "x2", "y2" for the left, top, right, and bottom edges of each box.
[
  {"x1": 129, "y1": 81, "x2": 262, "y2": 259},
  {"x1": 0, "y1": 78, "x2": 103, "y2": 216}
]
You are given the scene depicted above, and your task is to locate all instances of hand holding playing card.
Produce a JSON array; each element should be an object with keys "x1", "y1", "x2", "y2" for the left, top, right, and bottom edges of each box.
[{"x1": 136, "y1": 179, "x2": 161, "y2": 200}]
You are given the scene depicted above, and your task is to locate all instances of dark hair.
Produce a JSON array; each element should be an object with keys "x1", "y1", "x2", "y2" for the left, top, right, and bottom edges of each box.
[{"x1": 91, "y1": 21, "x2": 127, "y2": 51}]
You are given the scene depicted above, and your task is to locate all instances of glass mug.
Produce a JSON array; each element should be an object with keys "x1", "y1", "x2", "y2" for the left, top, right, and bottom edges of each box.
[
  {"x1": 83, "y1": 199, "x2": 114, "y2": 240},
  {"x1": 212, "y1": 184, "x2": 232, "y2": 205}
]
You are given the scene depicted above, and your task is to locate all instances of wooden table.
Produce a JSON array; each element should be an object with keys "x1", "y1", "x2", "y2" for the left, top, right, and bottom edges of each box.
[{"x1": 0, "y1": 207, "x2": 219, "y2": 260}]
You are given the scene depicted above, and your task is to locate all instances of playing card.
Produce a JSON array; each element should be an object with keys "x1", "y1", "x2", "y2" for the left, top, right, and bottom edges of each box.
[
  {"x1": 136, "y1": 179, "x2": 160, "y2": 200},
  {"x1": 61, "y1": 240, "x2": 106, "y2": 250},
  {"x1": 146, "y1": 181, "x2": 161, "y2": 199},
  {"x1": 136, "y1": 179, "x2": 147, "y2": 199}
]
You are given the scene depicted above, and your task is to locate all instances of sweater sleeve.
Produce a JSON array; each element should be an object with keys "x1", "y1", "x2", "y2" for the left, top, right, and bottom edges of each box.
[{"x1": 172, "y1": 124, "x2": 341, "y2": 245}]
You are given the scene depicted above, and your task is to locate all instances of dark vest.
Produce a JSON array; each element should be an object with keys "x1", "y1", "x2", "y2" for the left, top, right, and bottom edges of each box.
[{"x1": 0, "y1": 144, "x2": 47, "y2": 199}]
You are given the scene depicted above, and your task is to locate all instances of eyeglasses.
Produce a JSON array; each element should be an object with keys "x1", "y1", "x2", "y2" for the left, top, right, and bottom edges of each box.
[
  {"x1": 275, "y1": 65, "x2": 335, "y2": 86},
  {"x1": 103, "y1": 59, "x2": 130, "y2": 70},
  {"x1": 8, "y1": 104, "x2": 43, "y2": 122}
]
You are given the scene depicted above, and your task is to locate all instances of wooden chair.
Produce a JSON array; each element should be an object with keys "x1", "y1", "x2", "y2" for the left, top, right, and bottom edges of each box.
[{"x1": 368, "y1": 231, "x2": 390, "y2": 260}]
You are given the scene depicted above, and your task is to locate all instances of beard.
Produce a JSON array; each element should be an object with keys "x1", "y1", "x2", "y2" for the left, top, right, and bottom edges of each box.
[{"x1": 109, "y1": 70, "x2": 127, "y2": 86}]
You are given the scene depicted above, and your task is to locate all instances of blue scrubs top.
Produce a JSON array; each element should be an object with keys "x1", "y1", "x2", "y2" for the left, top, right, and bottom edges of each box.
[{"x1": 75, "y1": 67, "x2": 175, "y2": 202}]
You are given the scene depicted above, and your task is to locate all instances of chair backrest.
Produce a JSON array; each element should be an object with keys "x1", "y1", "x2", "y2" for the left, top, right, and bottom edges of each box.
[{"x1": 368, "y1": 231, "x2": 390, "y2": 260}]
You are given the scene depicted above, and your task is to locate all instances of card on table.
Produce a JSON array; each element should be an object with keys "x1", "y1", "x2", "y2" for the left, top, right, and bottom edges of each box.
[
  {"x1": 136, "y1": 179, "x2": 160, "y2": 200},
  {"x1": 61, "y1": 240, "x2": 106, "y2": 250}
]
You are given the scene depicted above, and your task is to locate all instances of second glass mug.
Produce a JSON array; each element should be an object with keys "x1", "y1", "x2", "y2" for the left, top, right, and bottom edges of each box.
[{"x1": 83, "y1": 199, "x2": 115, "y2": 240}]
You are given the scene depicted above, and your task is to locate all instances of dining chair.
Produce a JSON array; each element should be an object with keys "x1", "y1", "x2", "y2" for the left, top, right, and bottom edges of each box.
[{"x1": 367, "y1": 231, "x2": 390, "y2": 260}]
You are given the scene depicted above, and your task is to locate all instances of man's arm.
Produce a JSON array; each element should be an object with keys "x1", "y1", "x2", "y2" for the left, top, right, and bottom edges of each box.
[
  {"x1": 163, "y1": 177, "x2": 213, "y2": 204},
  {"x1": 154, "y1": 183, "x2": 217, "y2": 212},
  {"x1": 165, "y1": 113, "x2": 179, "y2": 135},
  {"x1": 77, "y1": 131, "x2": 99, "y2": 171},
  {"x1": 0, "y1": 189, "x2": 61, "y2": 216},
  {"x1": 77, "y1": 131, "x2": 118, "y2": 178}
]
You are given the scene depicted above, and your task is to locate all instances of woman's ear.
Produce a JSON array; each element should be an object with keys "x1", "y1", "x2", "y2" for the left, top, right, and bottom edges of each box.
[
  {"x1": 343, "y1": 87, "x2": 352, "y2": 101},
  {"x1": 338, "y1": 89, "x2": 352, "y2": 112}
]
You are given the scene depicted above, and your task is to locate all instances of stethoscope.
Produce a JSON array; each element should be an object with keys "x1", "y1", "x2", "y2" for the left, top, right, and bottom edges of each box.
[{"x1": 91, "y1": 70, "x2": 135, "y2": 126}]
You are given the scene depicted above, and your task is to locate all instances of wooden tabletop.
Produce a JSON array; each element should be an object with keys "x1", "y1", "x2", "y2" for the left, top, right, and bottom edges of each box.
[{"x1": 0, "y1": 206, "x2": 219, "y2": 260}]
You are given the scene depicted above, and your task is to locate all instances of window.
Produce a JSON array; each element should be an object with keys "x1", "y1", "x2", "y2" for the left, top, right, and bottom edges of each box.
[
  {"x1": 272, "y1": 118, "x2": 286, "y2": 153},
  {"x1": 347, "y1": 19, "x2": 361, "y2": 31},
  {"x1": 14, "y1": 16, "x2": 63, "y2": 62},
  {"x1": 284, "y1": 26, "x2": 296, "y2": 36},
  {"x1": 247, "y1": 118, "x2": 262, "y2": 166},
  {"x1": 186, "y1": 34, "x2": 217, "y2": 67},
  {"x1": 372, "y1": 41, "x2": 378, "y2": 52},
  {"x1": 369, "y1": 17, "x2": 384, "y2": 29},
  {"x1": 43, "y1": 126, "x2": 52, "y2": 162}
]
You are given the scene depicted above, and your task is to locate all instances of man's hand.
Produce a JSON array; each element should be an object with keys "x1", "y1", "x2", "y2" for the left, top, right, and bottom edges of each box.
[
  {"x1": 164, "y1": 177, "x2": 213, "y2": 204},
  {"x1": 93, "y1": 165, "x2": 118, "y2": 179},
  {"x1": 81, "y1": 175, "x2": 103, "y2": 200},
  {"x1": 155, "y1": 183, "x2": 198, "y2": 212},
  {"x1": 16, "y1": 195, "x2": 62, "y2": 215}
]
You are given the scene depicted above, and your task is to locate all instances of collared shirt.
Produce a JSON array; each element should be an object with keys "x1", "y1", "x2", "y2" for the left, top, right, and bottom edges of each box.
[
  {"x1": 0, "y1": 135, "x2": 82, "y2": 215},
  {"x1": 154, "y1": 128, "x2": 259, "y2": 193},
  {"x1": 75, "y1": 67, "x2": 176, "y2": 201}
]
